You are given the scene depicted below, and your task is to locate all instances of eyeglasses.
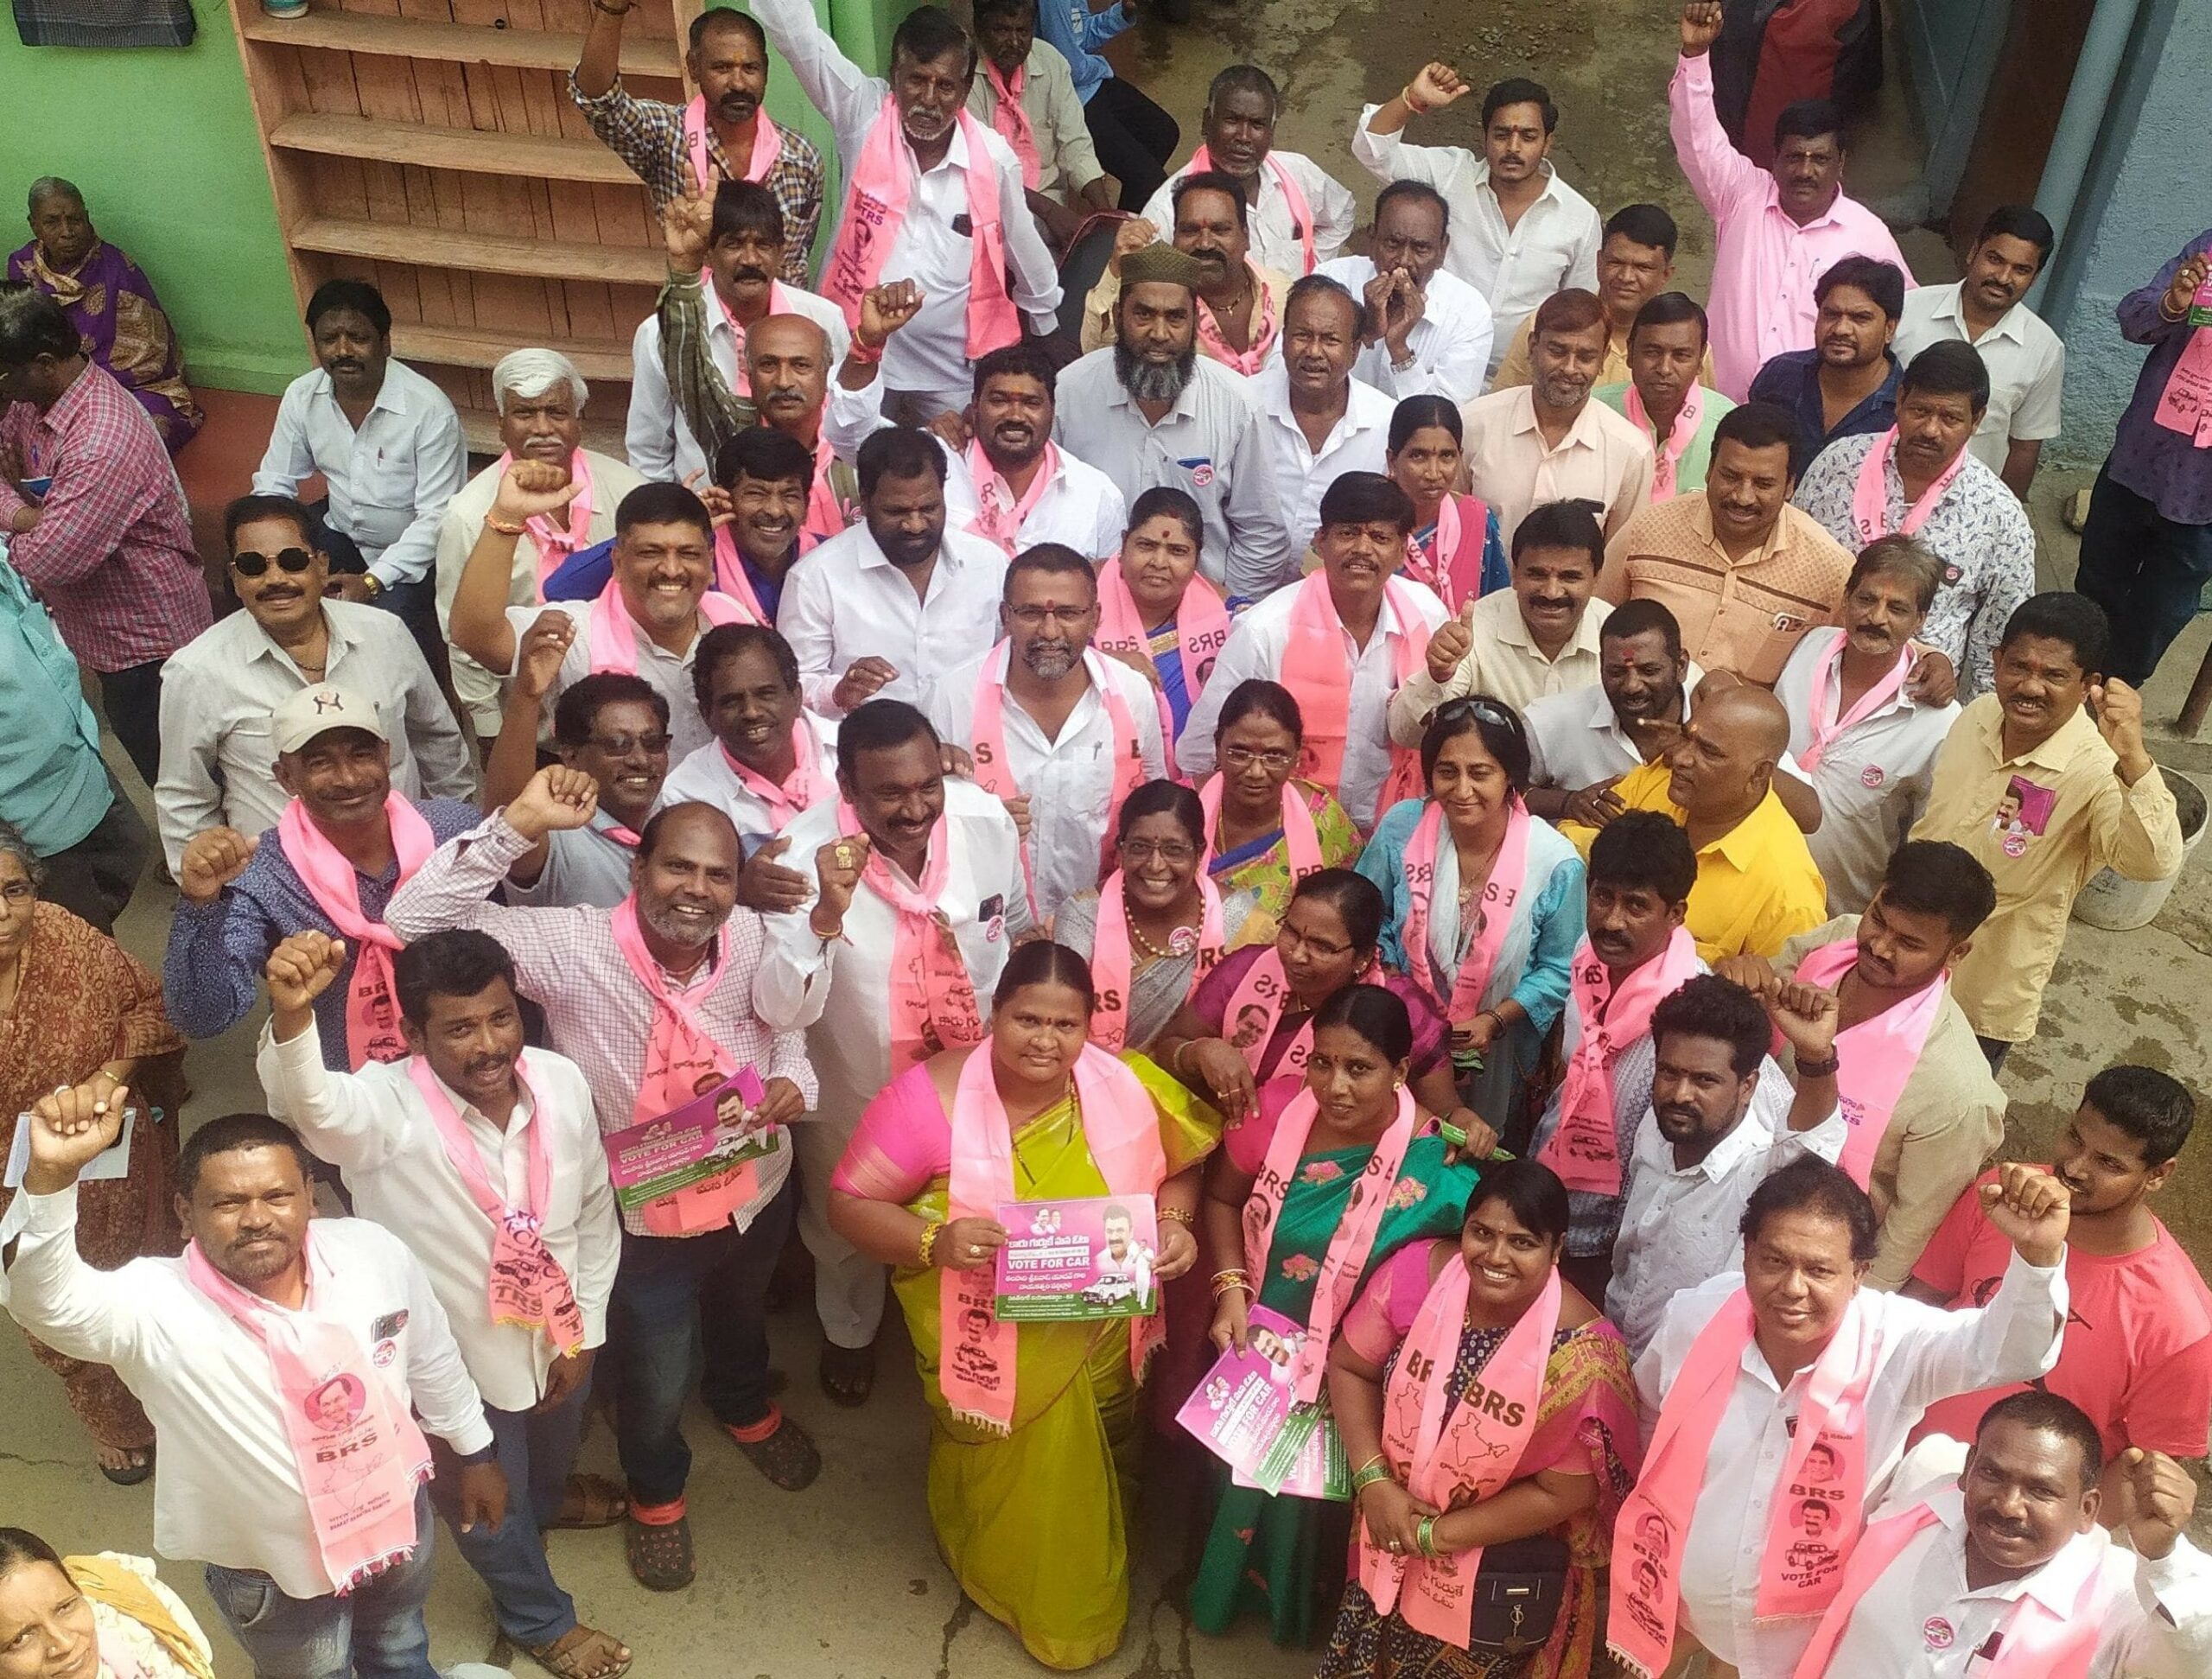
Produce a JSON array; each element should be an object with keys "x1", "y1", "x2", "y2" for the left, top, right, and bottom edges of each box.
[
  {"x1": 230, "y1": 547, "x2": 315, "y2": 578},
  {"x1": 1220, "y1": 745, "x2": 1297, "y2": 773},
  {"x1": 1006, "y1": 604, "x2": 1095, "y2": 630},
  {"x1": 586, "y1": 732, "x2": 672, "y2": 757},
  {"x1": 1120, "y1": 838, "x2": 1198, "y2": 866},
  {"x1": 1435, "y1": 696, "x2": 1517, "y2": 730}
]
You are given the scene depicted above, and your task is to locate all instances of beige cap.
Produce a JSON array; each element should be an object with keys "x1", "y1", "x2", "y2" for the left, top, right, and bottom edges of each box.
[{"x1": 270, "y1": 684, "x2": 389, "y2": 754}]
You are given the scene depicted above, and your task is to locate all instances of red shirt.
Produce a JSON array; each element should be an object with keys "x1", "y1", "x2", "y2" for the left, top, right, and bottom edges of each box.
[{"x1": 1910, "y1": 1166, "x2": 2212, "y2": 1458}]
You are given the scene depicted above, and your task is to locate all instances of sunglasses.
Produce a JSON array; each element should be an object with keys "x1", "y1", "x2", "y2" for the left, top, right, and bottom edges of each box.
[{"x1": 231, "y1": 547, "x2": 316, "y2": 578}]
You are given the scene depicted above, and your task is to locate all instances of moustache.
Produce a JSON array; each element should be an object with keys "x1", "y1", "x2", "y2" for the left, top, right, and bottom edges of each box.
[{"x1": 728, "y1": 266, "x2": 771, "y2": 285}]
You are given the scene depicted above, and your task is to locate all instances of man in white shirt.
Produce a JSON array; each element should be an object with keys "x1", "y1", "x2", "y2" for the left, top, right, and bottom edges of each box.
[
  {"x1": 1776, "y1": 537, "x2": 1960, "y2": 913},
  {"x1": 1619, "y1": 1153, "x2": 2070, "y2": 1679},
  {"x1": 4, "y1": 1107, "x2": 502, "y2": 1678},
  {"x1": 157, "y1": 493, "x2": 474, "y2": 874},
  {"x1": 753, "y1": 0, "x2": 1061, "y2": 418},
  {"x1": 1390, "y1": 497, "x2": 1614, "y2": 734},
  {"x1": 1141, "y1": 64, "x2": 1356, "y2": 277},
  {"x1": 966, "y1": 0, "x2": 1115, "y2": 248},
  {"x1": 777, "y1": 425, "x2": 1010, "y2": 719},
  {"x1": 1522, "y1": 597, "x2": 1700, "y2": 821},
  {"x1": 252, "y1": 278, "x2": 467, "y2": 674},
  {"x1": 755, "y1": 699, "x2": 1030, "y2": 1410},
  {"x1": 436, "y1": 350, "x2": 645, "y2": 739},
  {"x1": 1054, "y1": 242, "x2": 1292, "y2": 600},
  {"x1": 384, "y1": 767, "x2": 822, "y2": 1591},
  {"x1": 1607, "y1": 973, "x2": 1847, "y2": 1355},
  {"x1": 1460, "y1": 288, "x2": 1656, "y2": 544},
  {"x1": 257, "y1": 927, "x2": 628, "y2": 1679},
  {"x1": 927, "y1": 543, "x2": 1166, "y2": 917},
  {"x1": 1353, "y1": 65, "x2": 1603, "y2": 378},
  {"x1": 1254, "y1": 276, "x2": 1395, "y2": 558},
  {"x1": 626, "y1": 179, "x2": 849, "y2": 486},
  {"x1": 1892, "y1": 206, "x2": 2064, "y2": 500},
  {"x1": 1179, "y1": 471, "x2": 1449, "y2": 827},
  {"x1": 1796, "y1": 1391, "x2": 2212, "y2": 1678},
  {"x1": 1315, "y1": 180, "x2": 1495, "y2": 404}
]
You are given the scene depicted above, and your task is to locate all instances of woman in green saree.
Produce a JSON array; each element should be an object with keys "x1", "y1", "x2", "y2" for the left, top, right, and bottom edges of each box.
[
  {"x1": 829, "y1": 941, "x2": 1218, "y2": 1670},
  {"x1": 1191, "y1": 983, "x2": 1483, "y2": 1645}
]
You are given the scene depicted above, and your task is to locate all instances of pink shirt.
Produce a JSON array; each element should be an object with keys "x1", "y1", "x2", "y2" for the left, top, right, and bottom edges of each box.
[{"x1": 1669, "y1": 53, "x2": 1913, "y2": 400}]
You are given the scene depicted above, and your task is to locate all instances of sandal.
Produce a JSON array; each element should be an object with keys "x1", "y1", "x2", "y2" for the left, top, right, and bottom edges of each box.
[
  {"x1": 548, "y1": 1473, "x2": 627, "y2": 1530},
  {"x1": 96, "y1": 1443, "x2": 155, "y2": 1486},
  {"x1": 721, "y1": 1408, "x2": 821, "y2": 1491},
  {"x1": 624, "y1": 1512, "x2": 694, "y2": 1592},
  {"x1": 818, "y1": 1340, "x2": 876, "y2": 1409},
  {"x1": 527, "y1": 1625, "x2": 632, "y2": 1679}
]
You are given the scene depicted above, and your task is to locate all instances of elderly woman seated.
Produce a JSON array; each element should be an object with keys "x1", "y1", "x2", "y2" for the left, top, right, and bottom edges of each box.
[{"x1": 7, "y1": 178, "x2": 202, "y2": 452}]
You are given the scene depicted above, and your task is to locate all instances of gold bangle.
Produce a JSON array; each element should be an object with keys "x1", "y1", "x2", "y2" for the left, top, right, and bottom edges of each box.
[
  {"x1": 1210, "y1": 1268, "x2": 1253, "y2": 1300},
  {"x1": 917, "y1": 1220, "x2": 944, "y2": 1269},
  {"x1": 484, "y1": 514, "x2": 527, "y2": 537},
  {"x1": 1160, "y1": 1205, "x2": 1196, "y2": 1228}
]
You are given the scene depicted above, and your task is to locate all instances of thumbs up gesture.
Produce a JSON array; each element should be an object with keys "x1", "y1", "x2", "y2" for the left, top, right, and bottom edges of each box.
[
  {"x1": 1424, "y1": 595, "x2": 1477, "y2": 684},
  {"x1": 2108, "y1": 1447, "x2": 2195, "y2": 1560}
]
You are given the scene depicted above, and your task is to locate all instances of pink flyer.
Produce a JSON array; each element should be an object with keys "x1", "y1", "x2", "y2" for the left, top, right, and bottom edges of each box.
[
  {"x1": 991, "y1": 1193, "x2": 1159, "y2": 1321},
  {"x1": 602, "y1": 1066, "x2": 770, "y2": 1212},
  {"x1": 1175, "y1": 1305, "x2": 1350, "y2": 1500}
]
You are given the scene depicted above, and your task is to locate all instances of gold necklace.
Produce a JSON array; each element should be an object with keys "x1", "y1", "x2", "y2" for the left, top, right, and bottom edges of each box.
[{"x1": 1122, "y1": 890, "x2": 1199, "y2": 961}]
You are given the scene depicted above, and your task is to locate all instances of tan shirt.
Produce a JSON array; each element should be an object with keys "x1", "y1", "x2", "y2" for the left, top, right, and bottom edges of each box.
[
  {"x1": 1388, "y1": 589, "x2": 1611, "y2": 742},
  {"x1": 1490, "y1": 314, "x2": 1716, "y2": 391},
  {"x1": 1776, "y1": 916, "x2": 2007, "y2": 1291},
  {"x1": 1598, "y1": 493, "x2": 1853, "y2": 685},
  {"x1": 1078, "y1": 260, "x2": 1295, "y2": 359},
  {"x1": 1458, "y1": 385, "x2": 1654, "y2": 547},
  {"x1": 1910, "y1": 696, "x2": 2184, "y2": 1043},
  {"x1": 963, "y1": 40, "x2": 1103, "y2": 205}
]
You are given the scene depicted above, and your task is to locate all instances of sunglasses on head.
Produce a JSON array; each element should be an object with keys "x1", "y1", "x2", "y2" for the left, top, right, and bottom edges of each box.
[{"x1": 231, "y1": 547, "x2": 316, "y2": 578}]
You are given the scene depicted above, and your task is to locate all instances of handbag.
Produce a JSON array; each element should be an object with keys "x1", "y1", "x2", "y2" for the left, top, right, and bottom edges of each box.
[{"x1": 1464, "y1": 1534, "x2": 1571, "y2": 1653}]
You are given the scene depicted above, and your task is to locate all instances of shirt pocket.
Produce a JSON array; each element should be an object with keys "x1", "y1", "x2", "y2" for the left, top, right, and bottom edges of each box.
[{"x1": 350, "y1": 435, "x2": 422, "y2": 517}]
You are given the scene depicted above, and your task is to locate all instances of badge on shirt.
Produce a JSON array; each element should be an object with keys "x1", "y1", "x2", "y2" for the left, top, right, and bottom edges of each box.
[
  {"x1": 1923, "y1": 1617, "x2": 1955, "y2": 1650},
  {"x1": 1860, "y1": 765, "x2": 1886, "y2": 789},
  {"x1": 372, "y1": 1339, "x2": 398, "y2": 1368},
  {"x1": 371, "y1": 1310, "x2": 409, "y2": 1340},
  {"x1": 1178, "y1": 456, "x2": 1216, "y2": 488},
  {"x1": 1942, "y1": 563, "x2": 1963, "y2": 586},
  {"x1": 979, "y1": 893, "x2": 1005, "y2": 942}
]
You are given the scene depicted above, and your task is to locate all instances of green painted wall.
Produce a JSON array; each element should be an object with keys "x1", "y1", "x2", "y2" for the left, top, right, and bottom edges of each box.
[{"x1": 1, "y1": 0, "x2": 304, "y2": 392}]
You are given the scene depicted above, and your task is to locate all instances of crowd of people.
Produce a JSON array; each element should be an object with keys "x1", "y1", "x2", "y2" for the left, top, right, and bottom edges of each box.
[{"x1": 3, "y1": 0, "x2": 2211, "y2": 1676}]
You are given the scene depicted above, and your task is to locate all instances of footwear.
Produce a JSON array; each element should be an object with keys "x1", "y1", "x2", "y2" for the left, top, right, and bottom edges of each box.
[
  {"x1": 818, "y1": 1340, "x2": 875, "y2": 1408},
  {"x1": 721, "y1": 1407, "x2": 821, "y2": 1491},
  {"x1": 526, "y1": 1625, "x2": 632, "y2": 1679},
  {"x1": 96, "y1": 1442, "x2": 154, "y2": 1486},
  {"x1": 548, "y1": 1472, "x2": 626, "y2": 1530},
  {"x1": 623, "y1": 1510, "x2": 694, "y2": 1591}
]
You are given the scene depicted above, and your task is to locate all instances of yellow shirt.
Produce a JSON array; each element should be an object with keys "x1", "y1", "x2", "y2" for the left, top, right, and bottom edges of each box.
[
  {"x1": 1909, "y1": 695, "x2": 2183, "y2": 1043},
  {"x1": 1563, "y1": 757, "x2": 1827, "y2": 960}
]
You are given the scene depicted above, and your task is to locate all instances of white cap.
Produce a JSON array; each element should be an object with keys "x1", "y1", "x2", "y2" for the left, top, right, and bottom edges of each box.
[{"x1": 270, "y1": 684, "x2": 389, "y2": 754}]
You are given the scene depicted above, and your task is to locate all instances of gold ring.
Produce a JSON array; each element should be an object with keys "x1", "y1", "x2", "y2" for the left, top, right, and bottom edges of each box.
[{"x1": 835, "y1": 843, "x2": 855, "y2": 868}]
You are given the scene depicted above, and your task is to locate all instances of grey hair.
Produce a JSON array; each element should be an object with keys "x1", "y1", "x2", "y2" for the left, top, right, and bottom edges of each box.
[
  {"x1": 0, "y1": 820, "x2": 44, "y2": 888},
  {"x1": 491, "y1": 348, "x2": 588, "y2": 417},
  {"x1": 27, "y1": 177, "x2": 85, "y2": 216}
]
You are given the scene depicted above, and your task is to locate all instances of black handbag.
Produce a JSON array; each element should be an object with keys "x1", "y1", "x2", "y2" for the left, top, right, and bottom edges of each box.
[{"x1": 1463, "y1": 1534, "x2": 1572, "y2": 1653}]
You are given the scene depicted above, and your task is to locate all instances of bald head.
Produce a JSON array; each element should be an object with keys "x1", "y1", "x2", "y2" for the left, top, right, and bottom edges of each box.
[
  {"x1": 1666, "y1": 683, "x2": 1789, "y2": 825},
  {"x1": 633, "y1": 801, "x2": 742, "y2": 948},
  {"x1": 746, "y1": 314, "x2": 831, "y2": 435}
]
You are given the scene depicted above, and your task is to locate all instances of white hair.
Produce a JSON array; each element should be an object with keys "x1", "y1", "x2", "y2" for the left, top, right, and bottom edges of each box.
[{"x1": 491, "y1": 348, "x2": 588, "y2": 416}]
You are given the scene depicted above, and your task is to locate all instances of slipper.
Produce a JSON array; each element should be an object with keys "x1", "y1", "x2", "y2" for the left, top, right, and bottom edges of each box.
[
  {"x1": 548, "y1": 1472, "x2": 627, "y2": 1530},
  {"x1": 818, "y1": 1341, "x2": 875, "y2": 1409},
  {"x1": 721, "y1": 1408, "x2": 821, "y2": 1491},
  {"x1": 97, "y1": 1443, "x2": 155, "y2": 1486},
  {"x1": 527, "y1": 1624, "x2": 632, "y2": 1679},
  {"x1": 624, "y1": 1512, "x2": 694, "y2": 1592}
]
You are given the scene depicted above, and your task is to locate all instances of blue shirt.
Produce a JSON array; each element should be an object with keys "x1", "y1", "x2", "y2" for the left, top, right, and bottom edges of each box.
[
  {"x1": 2110, "y1": 230, "x2": 2212, "y2": 525},
  {"x1": 162, "y1": 796, "x2": 481, "y2": 1061},
  {"x1": 1036, "y1": 0, "x2": 1133, "y2": 103},
  {"x1": 0, "y1": 555, "x2": 114, "y2": 855},
  {"x1": 1746, "y1": 348, "x2": 1902, "y2": 478}
]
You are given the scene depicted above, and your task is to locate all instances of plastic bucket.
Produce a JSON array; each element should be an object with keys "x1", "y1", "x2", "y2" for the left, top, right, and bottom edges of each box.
[{"x1": 2072, "y1": 770, "x2": 2209, "y2": 931}]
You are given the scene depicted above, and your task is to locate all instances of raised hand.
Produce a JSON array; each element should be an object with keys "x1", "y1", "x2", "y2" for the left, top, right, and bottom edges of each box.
[
  {"x1": 1423, "y1": 597, "x2": 1476, "y2": 683},
  {"x1": 512, "y1": 611, "x2": 576, "y2": 703},
  {"x1": 22, "y1": 1084, "x2": 131, "y2": 1195},
  {"x1": 1383, "y1": 270, "x2": 1425, "y2": 357},
  {"x1": 1680, "y1": 0, "x2": 1723, "y2": 54},
  {"x1": 266, "y1": 931, "x2": 347, "y2": 1016},
  {"x1": 662, "y1": 163, "x2": 715, "y2": 273},
  {"x1": 1107, "y1": 215, "x2": 1160, "y2": 278},
  {"x1": 1977, "y1": 1161, "x2": 2071, "y2": 1268},
  {"x1": 1405, "y1": 62, "x2": 1469, "y2": 111},
  {"x1": 831, "y1": 656, "x2": 899, "y2": 713},
  {"x1": 810, "y1": 835, "x2": 869, "y2": 939},
  {"x1": 2164, "y1": 251, "x2": 2211, "y2": 321},
  {"x1": 2108, "y1": 1447, "x2": 2196, "y2": 1561},
  {"x1": 857, "y1": 281, "x2": 925, "y2": 351},
  {"x1": 179, "y1": 827, "x2": 257, "y2": 905},
  {"x1": 1762, "y1": 979, "x2": 1840, "y2": 1064},
  {"x1": 491, "y1": 456, "x2": 581, "y2": 525},
  {"x1": 2088, "y1": 677, "x2": 2152, "y2": 778},
  {"x1": 505, "y1": 764, "x2": 599, "y2": 840}
]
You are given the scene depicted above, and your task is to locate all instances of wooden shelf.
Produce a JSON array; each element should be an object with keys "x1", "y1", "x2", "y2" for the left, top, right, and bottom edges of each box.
[
  {"x1": 290, "y1": 214, "x2": 667, "y2": 285},
  {"x1": 240, "y1": 10, "x2": 682, "y2": 79},
  {"x1": 269, "y1": 112, "x2": 639, "y2": 185},
  {"x1": 393, "y1": 321, "x2": 636, "y2": 384}
]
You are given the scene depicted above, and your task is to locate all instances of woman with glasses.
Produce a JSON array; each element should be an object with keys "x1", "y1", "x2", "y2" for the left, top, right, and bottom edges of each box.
[
  {"x1": 1358, "y1": 697, "x2": 1584, "y2": 1146},
  {"x1": 1387, "y1": 397, "x2": 1508, "y2": 613},
  {"x1": 1187, "y1": 983, "x2": 1484, "y2": 1644},
  {"x1": 1052, "y1": 782, "x2": 1265, "y2": 1053},
  {"x1": 1196, "y1": 680, "x2": 1362, "y2": 949}
]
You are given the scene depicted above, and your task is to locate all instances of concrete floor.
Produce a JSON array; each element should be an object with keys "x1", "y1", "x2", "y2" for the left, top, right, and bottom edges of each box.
[{"x1": 8, "y1": 1, "x2": 2212, "y2": 1674}]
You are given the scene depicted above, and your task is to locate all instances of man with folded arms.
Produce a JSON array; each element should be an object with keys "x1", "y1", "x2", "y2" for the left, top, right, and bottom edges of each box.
[
  {"x1": 3, "y1": 1103, "x2": 504, "y2": 1678},
  {"x1": 257, "y1": 927, "x2": 630, "y2": 1679},
  {"x1": 385, "y1": 766, "x2": 820, "y2": 1592}
]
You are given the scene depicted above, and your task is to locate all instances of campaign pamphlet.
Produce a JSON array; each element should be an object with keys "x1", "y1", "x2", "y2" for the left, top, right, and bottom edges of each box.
[
  {"x1": 6, "y1": 1107, "x2": 139, "y2": 1190},
  {"x1": 602, "y1": 1068, "x2": 772, "y2": 1212},
  {"x1": 1174, "y1": 1304, "x2": 1351, "y2": 1500},
  {"x1": 991, "y1": 1193, "x2": 1159, "y2": 1322}
]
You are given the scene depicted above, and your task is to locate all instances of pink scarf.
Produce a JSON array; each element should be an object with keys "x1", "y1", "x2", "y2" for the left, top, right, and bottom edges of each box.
[
  {"x1": 492, "y1": 449, "x2": 594, "y2": 585},
  {"x1": 1217, "y1": 944, "x2": 1311, "y2": 1081},
  {"x1": 942, "y1": 1043, "x2": 1166, "y2": 1432},
  {"x1": 840, "y1": 800, "x2": 987, "y2": 1074},
  {"x1": 1789, "y1": 1500, "x2": 2106, "y2": 1679},
  {"x1": 1093, "y1": 559, "x2": 1231, "y2": 696},
  {"x1": 2152, "y1": 280, "x2": 2212, "y2": 446},
  {"x1": 1398, "y1": 798, "x2": 1532, "y2": 1021},
  {"x1": 183, "y1": 1234, "x2": 431, "y2": 1596},
  {"x1": 588, "y1": 575, "x2": 747, "y2": 676},
  {"x1": 1281, "y1": 572, "x2": 1426, "y2": 811},
  {"x1": 719, "y1": 720, "x2": 830, "y2": 830},
  {"x1": 1402, "y1": 495, "x2": 1490, "y2": 613},
  {"x1": 1535, "y1": 928, "x2": 1700, "y2": 1196},
  {"x1": 1198, "y1": 775, "x2": 1325, "y2": 886},
  {"x1": 1243, "y1": 1083, "x2": 1420, "y2": 1402},
  {"x1": 1792, "y1": 938, "x2": 1947, "y2": 1190},
  {"x1": 276, "y1": 796, "x2": 435, "y2": 1071},
  {"x1": 1185, "y1": 147, "x2": 1316, "y2": 275},
  {"x1": 964, "y1": 439, "x2": 1060, "y2": 555},
  {"x1": 1626, "y1": 382, "x2": 1705, "y2": 503},
  {"x1": 708, "y1": 525, "x2": 776, "y2": 625},
  {"x1": 1358, "y1": 1260, "x2": 1561, "y2": 1646},
  {"x1": 1087, "y1": 870, "x2": 1226, "y2": 1051},
  {"x1": 821, "y1": 101, "x2": 1020, "y2": 359},
  {"x1": 1799, "y1": 629, "x2": 1912, "y2": 772},
  {"x1": 982, "y1": 59, "x2": 1041, "y2": 190},
  {"x1": 1610, "y1": 1288, "x2": 1881, "y2": 1678},
  {"x1": 804, "y1": 433, "x2": 851, "y2": 542},
  {"x1": 1193, "y1": 267, "x2": 1280, "y2": 375},
  {"x1": 608, "y1": 896, "x2": 756, "y2": 1235},
  {"x1": 1848, "y1": 427, "x2": 1970, "y2": 547},
  {"x1": 404, "y1": 1056, "x2": 583, "y2": 1355},
  {"x1": 682, "y1": 95, "x2": 780, "y2": 188}
]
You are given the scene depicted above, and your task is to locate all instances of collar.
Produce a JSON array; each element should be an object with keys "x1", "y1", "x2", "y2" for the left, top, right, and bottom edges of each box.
[
  {"x1": 1765, "y1": 182, "x2": 1851, "y2": 233},
  {"x1": 1933, "y1": 282, "x2": 2029, "y2": 347},
  {"x1": 1681, "y1": 1103, "x2": 1775, "y2": 1181},
  {"x1": 1818, "y1": 629, "x2": 1921, "y2": 722},
  {"x1": 1926, "y1": 1486, "x2": 2109, "y2": 1616},
  {"x1": 35, "y1": 360, "x2": 102, "y2": 436},
  {"x1": 1110, "y1": 359, "x2": 1206, "y2": 425},
  {"x1": 1475, "y1": 157, "x2": 1565, "y2": 208},
  {"x1": 856, "y1": 525, "x2": 950, "y2": 575},
  {"x1": 1495, "y1": 595, "x2": 1605, "y2": 659},
  {"x1": 250, "y1": 604, "x2": 353, "y2": 669},
  {"x1": 1507, "y1": 385, "x2": 1601, "y2": 453},
  {"x1": 429, "y1": 1060, "x2": 536, "y2": 1138},
  {"x1": 1690, "y1": 493, "x2": 1791, "y2": 567},
  {"x1": 309, "y1": 363, "x2": 407, "y2": 420},
  {"x1": 1704, "y1": 787, "x2": 1792, "y2": 871},
  {"x1": 1975, "y1": 692, "x2": 2096, "y2": 774}
]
